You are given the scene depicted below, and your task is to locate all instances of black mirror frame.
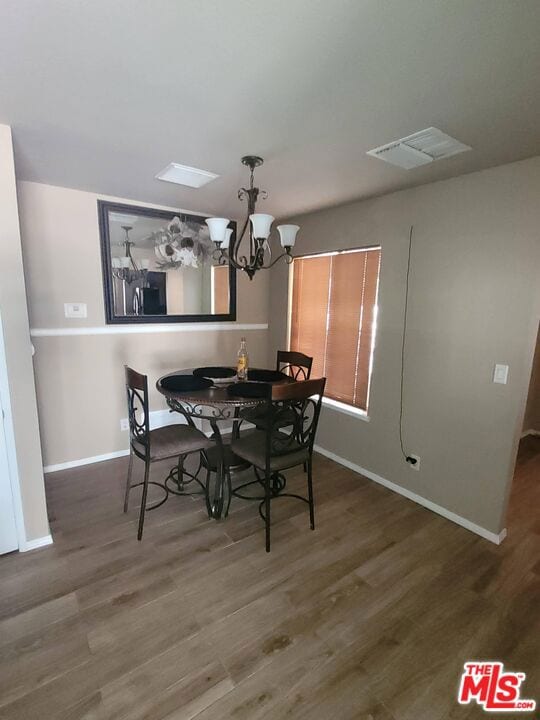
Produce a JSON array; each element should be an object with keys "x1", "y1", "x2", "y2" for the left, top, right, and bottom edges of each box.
[{"x1": 98, "y1": 200, "x2": 237, "y2": 324}]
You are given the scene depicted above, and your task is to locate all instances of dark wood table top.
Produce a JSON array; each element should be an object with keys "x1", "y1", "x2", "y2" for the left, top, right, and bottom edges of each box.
[{"x1": 156, "y1": 368, "x2": 293, "y2": 419}]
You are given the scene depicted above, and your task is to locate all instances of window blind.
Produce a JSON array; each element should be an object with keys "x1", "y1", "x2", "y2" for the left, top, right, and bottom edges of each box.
[
  {"x1": 211, "y1": 265, "x2": 229, "y2": 314},
  {"x1": 290, "y1": 247, "x2": 381, "y2": 411}
]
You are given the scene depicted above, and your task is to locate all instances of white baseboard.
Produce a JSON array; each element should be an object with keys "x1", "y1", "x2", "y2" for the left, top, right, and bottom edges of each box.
[
  {"x1": 313, "y1": 444, "x2": 507, "y2": 545},
  {"x1": 20, "y1": 534, "x2": 53, "y2": 552},
  {"x1": 521, "y1": 429, "x2": 540, "y2": 438},
  {"x1": 44, "y1": 409, "x2": 184, "y2": 473},
  {"x1": 43, "y1": 412, "x2": 248, "y2": 474},
  {"x1": 44, "y1": 449, "x2": 130, "y2": 473}
]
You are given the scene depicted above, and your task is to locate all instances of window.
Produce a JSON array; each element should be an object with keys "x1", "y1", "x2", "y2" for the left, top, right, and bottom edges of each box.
[
  {"x1": 211, "y1": 265, "x2": 230, "y2": 314},
  {"x1": 289, "y1": 247, "x2": 381, "y2": 412}
]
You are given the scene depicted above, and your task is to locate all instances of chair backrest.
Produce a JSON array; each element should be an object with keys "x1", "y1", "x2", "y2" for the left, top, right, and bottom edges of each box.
[
  {"x1": 125, "y1": 366, "x2": 150, "y2": 453},
  {"x1": 264, "y1": 377, "x2": 326, "y2": 461},
  {"x1": 276, "y1": 350, "x2": 313, "y2": 380}
]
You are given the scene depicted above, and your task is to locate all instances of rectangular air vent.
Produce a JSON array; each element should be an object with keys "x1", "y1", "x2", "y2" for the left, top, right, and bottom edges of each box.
[
  {"x1": 155, "y1": 162, "x2": 219, "y2": 188},
  {"x1": 367, "y1": 127, "x2": 471, "y2": 169},
  {"x1": 367, "y1": 142, "x2": 433, "y2": 169}
]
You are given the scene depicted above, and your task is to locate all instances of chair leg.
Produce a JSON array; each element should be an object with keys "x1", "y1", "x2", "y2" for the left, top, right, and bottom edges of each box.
[
  {"x1": 176, "y1": 455, "x2": 185, "y2": 492},
  {"x1": 307, "y1": 456, "x2": 315, "y2": 530},
  {"x1": 137, "y1": 460, "x2": 151, "y2": 541},
  {"x1": 205, "y1": 468, "x2": 212, "y2": 518},
  {"x1": 265, "y1": 468, "x2": 271, "y2": 552},
  {"x1": 123, "y1": 450, "x2": 134, "y2": 513},
  {"x1": 224, "y1": 470, "x2": 232, "y2": 517}
]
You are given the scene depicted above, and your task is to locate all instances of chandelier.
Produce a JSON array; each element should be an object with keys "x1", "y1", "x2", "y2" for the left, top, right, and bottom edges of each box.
[
  {"x1": 111, "y1": 226, "x2": 149, "y2": 284},
  {"x1": 205, "y1": 156, "x2": 299, "y2": 280}
]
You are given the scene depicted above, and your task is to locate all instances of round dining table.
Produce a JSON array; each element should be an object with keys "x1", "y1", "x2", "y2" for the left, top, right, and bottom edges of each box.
[{"x1": 156, "y1": 368, "x2": 292, "y2": 518}]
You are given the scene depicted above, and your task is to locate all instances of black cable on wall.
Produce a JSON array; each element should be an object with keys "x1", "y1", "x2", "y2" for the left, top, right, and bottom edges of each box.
[{"x1": 399, "y1": 225, "x2": 418, "y2": 466}]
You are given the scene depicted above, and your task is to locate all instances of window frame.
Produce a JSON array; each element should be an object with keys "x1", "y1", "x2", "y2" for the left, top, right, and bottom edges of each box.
[{"x1": 287, "y1": 245, "x2": 381, "y2": 419}]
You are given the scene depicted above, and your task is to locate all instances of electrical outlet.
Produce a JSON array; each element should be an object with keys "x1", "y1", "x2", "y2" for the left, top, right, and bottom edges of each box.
[
  {"x1": 120, "y1": 418, "x2": 129, "y2": 432},
  {"x1": 407, "y1": 454, "x2": 421, "y2": 471}
]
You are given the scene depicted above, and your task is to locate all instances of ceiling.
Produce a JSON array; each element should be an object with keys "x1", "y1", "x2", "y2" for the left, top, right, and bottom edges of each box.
[{"x1": 1, "y1": 0, "x2": 539, "y2": 219}]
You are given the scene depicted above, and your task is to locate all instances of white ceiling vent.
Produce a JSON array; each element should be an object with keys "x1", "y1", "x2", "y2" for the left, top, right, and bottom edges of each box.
[
  {"x1": 367, "y1": 127, "x2": 471, "y2": 169},
  {"x1": 155, "y1": 162, "x2": 219, "y2": 188}
]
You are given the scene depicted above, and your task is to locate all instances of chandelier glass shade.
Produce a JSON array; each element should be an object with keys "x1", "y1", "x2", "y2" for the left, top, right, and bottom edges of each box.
[{"x1": 205, "y1": 156, "x2": 299, "y2": 280}]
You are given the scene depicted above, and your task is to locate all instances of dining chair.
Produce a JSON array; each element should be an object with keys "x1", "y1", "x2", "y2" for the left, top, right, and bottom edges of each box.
[
  {"x1": 276, "y1": 350, "x2": 313, "y2": 380},
  {"x1": 124, "y1": 366, "x2": 214, "y2": 540},
  {"x1": 231, "y1": 377, "x2": 326, "y2": 551},
  {"x1": 240, "y1": 350, "x2": 313, "y2": 430}
]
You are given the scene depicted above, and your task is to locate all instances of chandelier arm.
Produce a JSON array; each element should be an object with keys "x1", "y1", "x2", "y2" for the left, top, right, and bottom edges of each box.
[
  {"x1": 217, "y1": 242, "x2": 249, "y2": 271},
  {"x1": 230, "y1": 182, "x2": 254, "y2": 263},
  {"x1": 226, "y1": 252, "x2": 248, "y2": 271},
  {"x1": 259, "y1": 249, "x2": 294, "y2": 270},
  {"x1": 122, "y1": 227, "x2": 140, "y2": 273},
  {"x1": 231, "y1": 214, "x2": 250, "y2": 260},
  {"x1": 264, "y1": 238, "x2": 272, "y2": 264},
  {"x1": 126, "y1": 243, "x2": 139, "y2": 273},
  {"x1": 250, "y1": 229, "x2": 256, "y2": 267}
]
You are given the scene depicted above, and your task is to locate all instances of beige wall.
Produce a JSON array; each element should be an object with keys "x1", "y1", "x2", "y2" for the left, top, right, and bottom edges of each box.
[
  {"x1": 0, "y1": 126, "x2": 49, "y2": 543},
  {"x1": 523, "y1": 324, "x2": 540, "y2": 433},
  {"x1": 15, "y1": 158, "x2": 540, "y2": 538},
  {"x1": 270, "y1": 156, "x2": 540, "y2": 537},
  {"x1": 18, "y1": 181, "x2": 269, "y2": 468}
]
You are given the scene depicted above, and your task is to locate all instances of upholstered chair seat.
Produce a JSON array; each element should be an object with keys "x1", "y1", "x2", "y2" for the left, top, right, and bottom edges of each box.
[
  {"x1": 231, "y1": 430, "x2": 309, "y2": 472},
  {"x1": 133, "y1": 425, "x2": 213, "y2": 461}
]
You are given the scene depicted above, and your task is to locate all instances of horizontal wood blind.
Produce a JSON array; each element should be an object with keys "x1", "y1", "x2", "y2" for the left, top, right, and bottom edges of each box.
[
  {"x1": 290, "y1": 248, "x2": 380, "y2": 411},
  {"x1": 212, "y1": 265, "x2": 229, "y2": 314},
  {"x1": 290, "y1": 255, "x2": 331, "y2": 379}
]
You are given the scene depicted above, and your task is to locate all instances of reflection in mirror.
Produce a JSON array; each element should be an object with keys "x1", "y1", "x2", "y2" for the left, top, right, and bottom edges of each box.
[{"x1": 99, "y1": 201, "x2": 236, "y2": 323}]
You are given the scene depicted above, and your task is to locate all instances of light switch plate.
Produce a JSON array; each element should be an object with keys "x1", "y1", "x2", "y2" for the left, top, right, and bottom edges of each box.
[
  {"x1": 64, "y1": 302, "x2": 87, "y2": 319},
  {"x1": 493, "y1": 364, "x2": 509, "y2": 385}
]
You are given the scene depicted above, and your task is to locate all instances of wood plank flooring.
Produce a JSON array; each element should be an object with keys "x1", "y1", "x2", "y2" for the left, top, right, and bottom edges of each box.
[{"x1": 0, "y1": 438, "x2": 538, "y2": 719}]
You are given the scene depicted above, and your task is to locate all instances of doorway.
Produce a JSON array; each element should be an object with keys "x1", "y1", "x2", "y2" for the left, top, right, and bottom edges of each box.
[
  {"x1": 0, "y1": 315, "x2": 19, "y2": 554},
  {"x1": 522, "y1": 322, "x2": 540, "y2": 438},
  {"x1": 505, "y1": 322, "x2": 540, "y2": 541}
]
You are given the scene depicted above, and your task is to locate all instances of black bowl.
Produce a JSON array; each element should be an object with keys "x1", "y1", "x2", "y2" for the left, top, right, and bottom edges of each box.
[
  {"x1": 247, "y1": 369, "x2": 288, "y2": 383},
  {"x1": 193, "y1": 366, "x2": 237, "y2": 379},
  {"x1": 228, "y1": 382, "x2": 271, "y2": 399},
  {"x1": 160, "y1": 375, "x2": 212, "y2": 393}
]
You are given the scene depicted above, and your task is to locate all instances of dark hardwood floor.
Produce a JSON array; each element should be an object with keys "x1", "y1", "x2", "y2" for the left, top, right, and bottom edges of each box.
[{"x1": 0, "y1": 438, "x2": 538, "y2": 719}]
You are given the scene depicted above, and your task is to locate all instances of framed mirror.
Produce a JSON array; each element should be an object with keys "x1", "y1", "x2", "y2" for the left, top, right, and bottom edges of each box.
[{"x1": 98, "y1": 201, "x2": 236, "y2": 324}]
